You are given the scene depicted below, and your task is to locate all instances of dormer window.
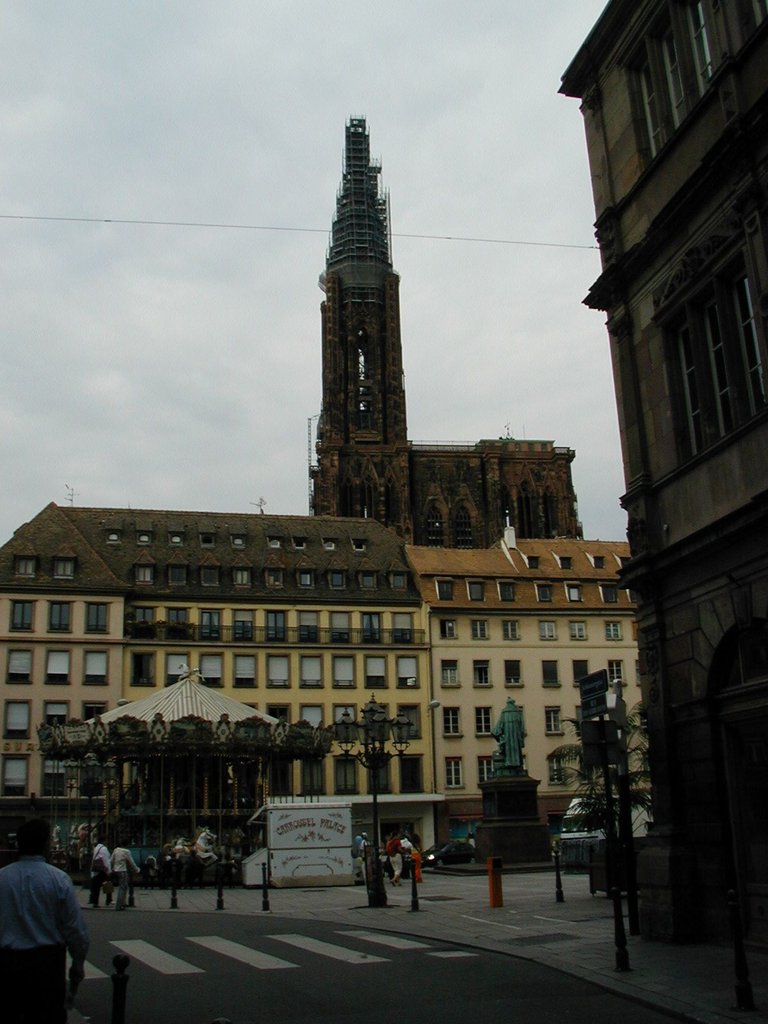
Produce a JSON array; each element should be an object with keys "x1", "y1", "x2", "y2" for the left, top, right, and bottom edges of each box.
[
  {"x1": 53, "y1": 558, "x2": 75, "y2": 579},
  {"x1": 231, "y1": 535, "x2": 246, "y2": 549},
  {"x1": 566, "y1": 583, "x2": 582, "y2": 602},
  {"x1": 137, "y1": 531, "x2": 152, "y2": 545},
  {"x1": 329, "y1": 570, "x2": 346, "y2": 589},
  {"x1": 467, "y1": 580, "x2": 485, "y2": 601},
  {"x1": 352, "y1": 538, "x2": 367, "y2": 552},
  {"x1": 135, "y1": 564, "x2": 154, "y2": 584},
  {"x1": 200, "y1": 565, "x2": 220, "y2": 586},
  {"x1": 266, "y1": 567, "x2": 284, "y2": 587},
  {"x1": 498, "y1": 581, "x2": 515, "y2": 601},
  {"x1": 536, "y1": 583, "x2": 552, "y2": 602},
  {"x1": 527, "y1": 555, "x2": 540, "y2": 569},
  {"x1": 390, "y1": 571, "x2": 407, "y2": 590},
  {"x1": 592, "y1": 555, "x2": 605, "y2": 569},
  {"x1": 14, "y1": 557, "x2": 36, "y2": 577},
  {"x1": 267, "y1": 536, "x2": 281, "y2": 549},
  {"x1": 298, "y1": 569, "x2": 314, "y2": 588},
  {"x1": 360, "y1": 571, "x2": 377, "y2": 589},
  {"x1": 292, "y1": 536, "x2": 306, "y2": 550},
  {"x1": 106, "y1": 531, "x2": 121, "y2": 544},
  {"x1": 169, "y1": 532, "x2": 184, "y2": 546},
  {"x1": 322, "y1": 538, "x2": 336, "y2": 551},
  {"x1": 559, "y1": 556, "x2": 572, "y2": 570},
  {"x1": 200, "y1": 532, "x2": 215, "y2": 548},
  {"x1": 436, "y1": 579, "x2": 453, "y2": 600}
]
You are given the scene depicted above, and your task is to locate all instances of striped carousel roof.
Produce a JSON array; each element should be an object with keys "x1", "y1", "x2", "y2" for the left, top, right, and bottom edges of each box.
[{"x1": 97, "y1": 667, "x2": 278, "y2": 726}]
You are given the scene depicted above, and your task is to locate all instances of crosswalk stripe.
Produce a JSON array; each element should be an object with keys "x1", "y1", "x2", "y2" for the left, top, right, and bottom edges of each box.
[
  {"x1": 336, "y1": 930, "x2": 432, "y2": 951},
  {"x1": 110, "y1": 940, "x2": 204, "y2": 974},
  {"x1": 82, "y1": 961, "x2": 109, "y2": 980},
  {"x1": 269, "y1": 933, "x2": 388, "y2": 964},
  {"x1": 188, "y1": 936, "x2": 297, "y2": 970},
  {"x1": 427, "y1": 950, "x2": 478, "y2": 958}
]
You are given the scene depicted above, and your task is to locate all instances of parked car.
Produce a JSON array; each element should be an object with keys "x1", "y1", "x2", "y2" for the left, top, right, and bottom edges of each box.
[{"x1": 422, "y1": 841, "x2": 476, "y2": 867}]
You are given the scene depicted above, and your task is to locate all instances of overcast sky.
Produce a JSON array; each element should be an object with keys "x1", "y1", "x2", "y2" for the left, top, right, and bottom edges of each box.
[{"x1": 1, "y1": 1, "x2": 624, "y2": 548}]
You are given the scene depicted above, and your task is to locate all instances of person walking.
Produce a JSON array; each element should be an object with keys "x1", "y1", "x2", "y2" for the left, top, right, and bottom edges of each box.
[
  {"x1": 111, "y1": 845, "x2": 139, "y2": 911},
  {"x1": 0, "y1": 817, "x2": 90, "y2": 1024},
  {"x1": 89, "y1": 834, "x2": 111, "y2": 907},
  {"x1": 385, "y1": 832, "x2": 403, "y2": 885}
]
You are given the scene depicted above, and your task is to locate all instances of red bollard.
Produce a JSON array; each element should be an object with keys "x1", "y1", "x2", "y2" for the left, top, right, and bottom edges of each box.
[{"x1": 487, "y1": 856, "x2": 503, "y2": 908}]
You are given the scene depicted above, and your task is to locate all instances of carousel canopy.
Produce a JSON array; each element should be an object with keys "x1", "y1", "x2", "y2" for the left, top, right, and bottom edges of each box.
[{"x1": 97, "y1": 666, "x2": 279, "y2": 726}]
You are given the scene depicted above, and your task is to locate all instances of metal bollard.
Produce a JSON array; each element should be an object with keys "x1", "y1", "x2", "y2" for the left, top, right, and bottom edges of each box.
[
  {"x1": 128, "y1": 878, "x2": 135, "y2": 908},
  {"x1": 610, "y1": 887, "x2": 630, "y2": 972},
  {"x1": 170, "y1": 876, "x2": 178, "y2": 910},
  {"x1": 261, "y1": 861, "x2": 270, "y2": 912},
  {"x1": 409, "y1": 857, "x2": 419, "y2": 912},
  {"x1": 554, "y1": 847, "x2": 565, "y2": 903},
  {"x1": 728, "y1": 890, "x2": 755, "y2": 1011},
  {"x1": 111, "y1": 954, "x2": 130, "y2": 1024},
  {"x1": 216, "y1": 864, "x2": 224, "y2": 911},
  {"x1": 487, "y1": 856, "x2": 503, "y2": 908}
]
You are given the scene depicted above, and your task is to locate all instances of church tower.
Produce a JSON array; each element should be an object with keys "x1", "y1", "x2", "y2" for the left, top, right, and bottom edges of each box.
[{"x1": 312, "y1": 118, "x2": 413, "y2": 539}]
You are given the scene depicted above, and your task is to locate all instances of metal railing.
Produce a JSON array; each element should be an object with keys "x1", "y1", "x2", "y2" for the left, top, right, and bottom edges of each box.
[{"x1": 124, "y1": 623, "x2": 425, "y2": 646}]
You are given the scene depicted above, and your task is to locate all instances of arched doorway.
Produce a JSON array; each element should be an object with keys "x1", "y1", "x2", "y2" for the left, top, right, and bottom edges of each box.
[{"x1": 713, "y1": 622, "x2": 768, "y2": 943}]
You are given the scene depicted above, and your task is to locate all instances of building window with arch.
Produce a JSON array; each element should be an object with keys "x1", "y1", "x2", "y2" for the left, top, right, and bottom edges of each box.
[
  {"x1": 426, "y1": 505, "x2": 444, "y2": 547},
  {"x1": 454, "y1": 506, "x2": 473, "y2": 548}
]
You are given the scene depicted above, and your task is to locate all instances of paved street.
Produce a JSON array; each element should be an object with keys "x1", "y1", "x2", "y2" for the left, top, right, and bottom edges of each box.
[{"x1": 69, "y1": 868, "x2": 767, "y2": 1024}]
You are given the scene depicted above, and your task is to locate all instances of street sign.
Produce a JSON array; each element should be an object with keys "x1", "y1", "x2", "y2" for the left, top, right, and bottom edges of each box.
[
  {"x1": 581, "y1": 718, "x2": 621, "y2": 768},
  {"x1": 578, "y1": 668, "x2": 609, "y2": 720}
]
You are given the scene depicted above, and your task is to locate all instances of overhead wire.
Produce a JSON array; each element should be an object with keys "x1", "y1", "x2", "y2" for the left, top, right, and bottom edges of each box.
[{"x1": 0, "y1": 212, "x2": 598, "y2": 251}]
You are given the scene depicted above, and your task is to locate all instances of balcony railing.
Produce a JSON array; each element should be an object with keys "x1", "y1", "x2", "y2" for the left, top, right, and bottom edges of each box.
[{"x1": 125, "y1": 622, "x2": 424, "y2": 646}]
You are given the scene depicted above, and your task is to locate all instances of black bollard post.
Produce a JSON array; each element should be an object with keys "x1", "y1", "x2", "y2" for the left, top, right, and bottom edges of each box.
[
  {"x1": 110, "y1": 953, "x2": 130, "y2": 1024},
  {"x1": 170, "y1": 875, "x2": 178, "y2": 910},
  {"x1": 610, "y1": 886, "x2": 630, "y2": 972},
  {"x1": 728, "y1": 890, "x2": 755, "y2": 1011},
  {"x1": 409, "y1": 857, "x2": 419, "y2": 912},
  {"x1": 261, "y1": 861, "x2": 270, "y2": 912},
  {"x1": 554, "y1": 847, "x2": 565, "y2": 903},
  {"x1": 128, "y1": 877, "x2": 135, "y2": 908},
  {"x1": 216, "y1": 864, "x2": 224, "y2": 911}
]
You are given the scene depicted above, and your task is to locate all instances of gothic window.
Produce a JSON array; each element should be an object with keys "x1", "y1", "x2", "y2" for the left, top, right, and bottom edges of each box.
[
  {"x1": 454, "y1": 506, "x2": 473, "y2": 548},
  {"x1": 543, "y1": 492, "x2": 557, "y2": 537},
  {"x1": 361, "y1": 481, "x2": 375, "y2": 518},
  {"x1": 517, "y1": 486, "x2": 536, "y2": 538},
  {"x1": 358, "y1": 399, "x2": 373, "y2": 430},
  {"x1": 341, "y1": 480, "x2": 354, "y2": 517},
  {"x1": 426, "y1": 505, "x2": 444, "y2": 547},
  {"x1": 501, "y1": 488, "x2": 513, "y2": 528}
]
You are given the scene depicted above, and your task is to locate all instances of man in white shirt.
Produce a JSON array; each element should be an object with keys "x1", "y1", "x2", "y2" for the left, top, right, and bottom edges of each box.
[
  {"x1": 89, "y1": 835, "x2": 111, "y2": 907},
  {"x1": 111, "y1": 845, "x2": 139, "y2": 911},
  {"x1": 0, "y1": 817, "x2": 89, "y2": 1024}
]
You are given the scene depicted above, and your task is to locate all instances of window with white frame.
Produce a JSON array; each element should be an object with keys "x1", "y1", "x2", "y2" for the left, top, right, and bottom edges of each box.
[
  {"x1": 135, "y1": 564, "x2": 154, "y2": 584},
  {"x1": 542, "y1": 660, "x2": 560, "y2": 687},
  {"x1": 2, "y1": 757, "x2": 28, "y2": 796},
  {"x1": 443, "y1": 707, "x2": 461, "y2": 735},
  {"x1": 7, "y1": 650, "x2": 32, "y2": 683},
  {"x1": 267, "y1": 655, "x2": 289, "y2": 687},
  {"x1": 300, "y1": 655, "x2": 322, "y2": 688},
  {"x1": 200, "y1": 654, "x2": 222, "y2": 686},
  {"x1": 467, "y1": 580, "x2": 485, "y2": 601},
  {"x1": 545, "y1": 706, "x2": 562, "y2": 734},
  {"x1": 234, "y1": 655, "x2": 256, "y2": 688},
  {"x1": 365, "y1": 656, "x2": 386, "y2": 689},
  {"x1": 440, "y1": 660, "x2": 459, "y2": 686},
  {"x1": 333, "y1": 656, "x2": 355, "y2": 688},
  {"x1": 397, "y1": 656, "x2": 418, "y2": 688},
  {"x1": 605, "y1": 621, "x2": 623, "y2": 641},
  {"x1": 44, "y1": 702, "x2": 68, "y2": 724},
  {"x1": 330, "y1": 612, "x2": 350, "y2": 642},
  {"x1": 46, "y1": 651, "x2": 70, "y2": 684},
  {"x1": 439, "y1": 619, "x2": 457, "y2": 640},
  {"x1": 608, "y1": 660, "x2": 624, "y2": 685},
  {"x1": 233, "y1": 566, "x2": 251, "y2": 586},
  {"x1": 502, "y1": 619, "x2": 520, "y2": 641},
  {"x1": 536, "y1": 583, "x2": 552, "y2": 602},
  {"x1": 53, "y1": 557, "x2": 75, "y2": 579},
  {"x1": 445, "y1": 757, "x2": 463, "y2": 788},
  {"x1": 392, "y1": 613, "x2": 413, "y2": 642},
  {"x1": 14, "y1": 556, "x2": 35, "y2": 577},
  {"x1": 504, "y1": 660, "x2": 522, "y2": 687},
  {"x1": 477, "y1": 756, "x2": 494, "y2": 784},
  {"x1": 539, "y1": 620, "x2": 557, "y2": 641},
  {"x1": 4, "y1": 702, "x2": 30, "y2": 739},
  {"x1": 84, "y1": 651, "x2": 107, "y2": 684},
  {"x1": 233, "y1": 610, "x2": 253, "y2": 641},
  {"x1": 86, "y1": 603, "x2": 108, "y2": 633},
  {"x1": 166, "y1": 652, "x2": 189, "y2": 685},
  {"x1": 473, "y1": 660, "x2": 490, "y2": 687},
  {"x1": 299, "y1": 611, "x2": 319, "y2": 642},
  {"x1": 687, "y1": 1, "x2": 714, "y2": 91},
  {"x1": 570, "y1": 621, "x2": 587, "y2": 641},
  {"x1": 471, "y1": 619, "x2": 488, "y2": 640},
  {"x1": 566, "y1": 583, "x2": 582, "y2": 602},
  {"x1": 548, "y1": 756, "x2": 566, "y2": 785},
  {"x1": 734, "y1": 275, "x2": 766, "y2": 414},
  {"x1": 475, "y1": 707, "x2": 492, "y2": 735},
  {"x1": 299, "y1": 705, "x2": 323, "y2": 727}
]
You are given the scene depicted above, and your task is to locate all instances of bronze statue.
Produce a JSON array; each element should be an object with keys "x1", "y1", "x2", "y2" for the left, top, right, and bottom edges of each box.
[{"x1": 491, "y1": 698, "x2": 526, "y2": 771}]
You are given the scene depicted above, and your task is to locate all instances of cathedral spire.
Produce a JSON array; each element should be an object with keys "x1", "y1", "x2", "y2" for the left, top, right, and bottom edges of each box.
[{"x1": 327, "y1": 117, "x2": 391, "y2": 272}]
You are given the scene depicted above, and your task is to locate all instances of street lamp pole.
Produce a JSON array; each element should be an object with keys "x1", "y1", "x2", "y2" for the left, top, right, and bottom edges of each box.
[{"x1": 334, "y1": 698, "x2": 411, "y2": 909}]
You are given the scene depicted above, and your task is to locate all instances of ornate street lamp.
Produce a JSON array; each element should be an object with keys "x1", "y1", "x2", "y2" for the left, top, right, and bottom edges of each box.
[{"x1": 333, "y1": 698, "x2": 411, "y2": 908}]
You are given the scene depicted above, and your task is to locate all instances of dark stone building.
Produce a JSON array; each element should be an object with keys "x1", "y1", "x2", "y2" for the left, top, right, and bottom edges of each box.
[
  {"x1": 562, "y1": 1, "x2": 768, "y2": 945},
  {"x1": 311, "y1": 118, "x2": 581, "y2": 547}
]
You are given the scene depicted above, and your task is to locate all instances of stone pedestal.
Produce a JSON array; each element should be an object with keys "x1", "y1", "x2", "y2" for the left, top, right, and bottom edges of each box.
[{"x1": 475, "y1": 774, "x2": 551, "y2": 864}]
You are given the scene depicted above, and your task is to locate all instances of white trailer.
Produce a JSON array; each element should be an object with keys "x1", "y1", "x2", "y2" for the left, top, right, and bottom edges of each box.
[{"x1": 242, "y1": 802, "x2": 354, "y2": 888}]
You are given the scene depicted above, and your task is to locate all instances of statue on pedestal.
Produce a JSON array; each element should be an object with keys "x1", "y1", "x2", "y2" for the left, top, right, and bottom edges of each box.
[{"x1": 491, "y1": 698, "x2": 526, "y2": 776}]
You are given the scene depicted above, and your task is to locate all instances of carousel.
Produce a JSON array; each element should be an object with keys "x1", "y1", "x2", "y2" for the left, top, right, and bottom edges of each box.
[{"x1": 37, "y1": 666, "x2": 332, "y2": 880}]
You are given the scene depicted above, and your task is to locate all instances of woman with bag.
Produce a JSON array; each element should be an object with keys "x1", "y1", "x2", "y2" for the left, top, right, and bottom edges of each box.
[{"x1": 88, "y1": 836, "x2": 111, "y2": 907}]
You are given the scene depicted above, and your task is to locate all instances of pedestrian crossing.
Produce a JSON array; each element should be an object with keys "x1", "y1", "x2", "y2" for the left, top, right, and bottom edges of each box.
[{"x1": 81, "y1": 929, "x2": 477, "y2": 979}]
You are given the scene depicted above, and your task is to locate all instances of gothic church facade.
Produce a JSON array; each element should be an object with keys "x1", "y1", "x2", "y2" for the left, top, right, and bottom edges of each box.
[{"x1": 311, "y1": 118, "x2": 581, "y2": 548}]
